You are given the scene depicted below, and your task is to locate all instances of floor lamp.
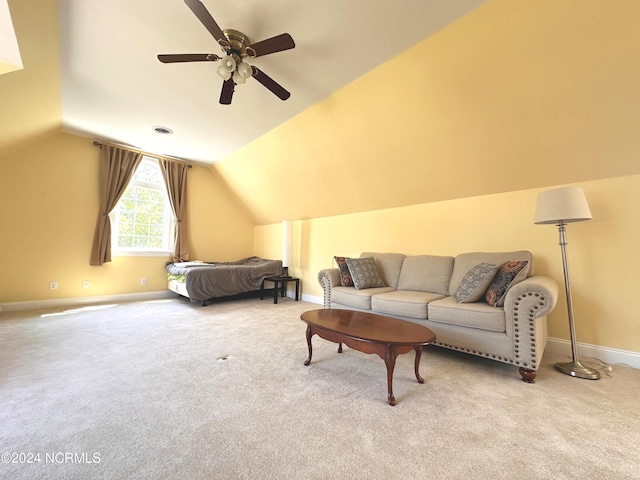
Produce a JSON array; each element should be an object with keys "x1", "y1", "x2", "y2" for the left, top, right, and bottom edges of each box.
[
  {"x1": 534, "y1": 187, "x2": 599, "y2": 380},
  {"x1": 281, "y1": 220, "x2": 293, "y2": 278}
]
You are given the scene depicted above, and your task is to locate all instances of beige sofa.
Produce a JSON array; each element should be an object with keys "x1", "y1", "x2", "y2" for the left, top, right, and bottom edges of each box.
[{"x1": 318, "y1": 251, "x2": 559, "y2": 382}]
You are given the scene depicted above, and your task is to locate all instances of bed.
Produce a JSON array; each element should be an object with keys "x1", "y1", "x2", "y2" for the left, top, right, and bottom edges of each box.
[{"x1": 165, "y1": 257, "x2": 283, "y2": 304}]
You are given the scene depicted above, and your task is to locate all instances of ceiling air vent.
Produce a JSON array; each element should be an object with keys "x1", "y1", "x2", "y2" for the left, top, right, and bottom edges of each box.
[{"x1": 152, "y1": 126, "x2": 174, "y2": 135}]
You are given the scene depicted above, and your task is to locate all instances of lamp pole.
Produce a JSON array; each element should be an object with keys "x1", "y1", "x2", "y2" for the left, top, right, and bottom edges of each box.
[{"x1": 554, "y1": 221, "x2": 600, "y2": 379}]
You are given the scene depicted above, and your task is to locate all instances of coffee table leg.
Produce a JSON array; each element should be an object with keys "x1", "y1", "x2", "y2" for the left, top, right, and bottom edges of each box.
[
  {"x1": 384, "y1": 346, "x2": 397, "y2": 406},
  {"x1": 304, "y1": 325, "x2": 313, "y2": 366},
  {"x1": 414, "y1": 346, "x2": 425, "y2": 383},
  {"x1": 338, "y1": 343, "x2": 343, "y2": 353}
]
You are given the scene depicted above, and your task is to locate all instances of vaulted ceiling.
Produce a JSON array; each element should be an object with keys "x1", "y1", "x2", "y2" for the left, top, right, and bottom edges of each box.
[{"x1": 54, "y1": 0, "x2": 486, "y2": 164}]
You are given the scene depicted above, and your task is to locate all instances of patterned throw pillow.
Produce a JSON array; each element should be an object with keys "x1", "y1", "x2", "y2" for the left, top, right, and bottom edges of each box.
[
  {"x1": 334, "y1": 256, "x2": 354, "y2": 287},
  {"x1": 454, "y1": 263, "x2": 499, "y2": 303},
  {"x1": 345, "y1": 257, "x2": 386, "y2": 290},
  {"x1": 485, "y1": 261, "x2": 529, "y2": 307}
]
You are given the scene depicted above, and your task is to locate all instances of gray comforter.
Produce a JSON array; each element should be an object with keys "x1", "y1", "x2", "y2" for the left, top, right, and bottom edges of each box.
[{"x1": 166, "y1": 256, "x2": 283, "y2": 302}]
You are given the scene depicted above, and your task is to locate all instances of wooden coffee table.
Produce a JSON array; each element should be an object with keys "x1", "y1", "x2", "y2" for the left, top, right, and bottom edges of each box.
[{"x1": 300, "y1": 309, "x2": 436, "y2": 406}]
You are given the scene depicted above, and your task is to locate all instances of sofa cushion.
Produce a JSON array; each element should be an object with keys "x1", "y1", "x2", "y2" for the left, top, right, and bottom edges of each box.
[
  {"x1": 397, "y1": 255, "x2": 454, "y2": 295},
  {"x1": 428, "y1": 296, "x2": 506, "y2": 332},
  {"x1": 360, "y1": 252, "x2": 406, "y2": 289},
  {"x1": 345, "y1": 257, "x2": 386, "y2": 290},
  {"x1": 485, "y1": 261, "x2": 529, "y2": 307},
  {"x1": 334, "y1": 256, "x2": 354, "y2": 286},
  {"x1": 454, "y1": 263, "x2": 499, "y2": 303},
  {"x1": 331, "y1": 286, "x2": 396, "y2": 310},
  {"x1": 449, "y1": 251, "x2": 533, "y2": 297},
  {"x1": 372, "y1": 290, "x2": 446, "y2": 320}
]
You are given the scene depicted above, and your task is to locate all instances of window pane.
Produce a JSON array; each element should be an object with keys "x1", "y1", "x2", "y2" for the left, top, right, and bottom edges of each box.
[
  {"x1": 119, "y1": 222, "x2": 134, "y2": 235},
  {"x1": 118, "y1": 235, "x2": 133, "y2": 247},
  {"x1": 112, "y1": 157, "x2": 173, "y2": 253},
  {"x1": 149, "y1": 237, "x2": 163, "y2": 249},
  {"x1": 136, "y1": 212, "x2": 151, "y2": 226},
  {"x1": 134, "y1": 161, "x2": 164, "y2": 185},
  {"x1": 149, "y1": 225, "x2": 163, "y2": 237},
  {"x1": 134, "y1": 236, "x2": 148, "y2": 248}
]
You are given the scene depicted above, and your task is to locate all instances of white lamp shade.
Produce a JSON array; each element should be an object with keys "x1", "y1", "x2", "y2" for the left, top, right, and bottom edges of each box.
[
  {"x1": 534, "y1": 187, "x2": 592, "y2": 224},
  {"x1": 216, "y1": 64, "x2": 232, "y2": 80},
  {"x1": 233, "y1": 70, "x2": 246, "y2": 84},
  {"x1": 282, "y1": 220, "x2": 293, "y2": 268},
  {"x1": 219, "y1": 55, "x2": 236, "y2": 72},
  {"x1": 236, "y1": 61, "x2": 253, "y2": 79},
  {"x1": 216, "y1": 55, "x2": 236, "y2": 81}
]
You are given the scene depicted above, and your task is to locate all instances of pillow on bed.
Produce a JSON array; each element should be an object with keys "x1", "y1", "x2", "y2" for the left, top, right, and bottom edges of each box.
[
  {"x1": 345, "y1": 257, "x2": 385, "y2": 290},
  {"x1": 172, "y1": 260, "x2": 205, "y2": 267},
  {"x1": 334, "y1": 256, "x2": 354, "y2": 287}
]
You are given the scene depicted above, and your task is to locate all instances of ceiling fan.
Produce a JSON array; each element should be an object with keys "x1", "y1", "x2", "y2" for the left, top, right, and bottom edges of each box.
[{"x1": 158, "y1": 0, "x2": 295, "y2": 105}]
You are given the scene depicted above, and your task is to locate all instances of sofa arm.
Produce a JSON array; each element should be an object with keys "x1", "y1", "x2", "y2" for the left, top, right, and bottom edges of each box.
[
  {"x1": 318, "y1": 268, "x2": 341, "y2": 308},
  {"x1": 504, "y1": 275, "x2": 559, "y2": 318},
  {"x1": 503, "y1": 275, "x2": 559, "y2": 371}
]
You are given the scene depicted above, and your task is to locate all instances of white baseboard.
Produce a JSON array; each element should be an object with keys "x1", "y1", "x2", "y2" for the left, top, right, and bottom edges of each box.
[
  {"x1": 546, "y1": 337, "x2": 640, "y2": 370},
  {"x1": 0, "y1": 291, "x2": 175, "y2": 313},
  {"x1": 1, "y1": 290, "x2": 321, "y2": 314},
  {"x1": 299, "y1": 293, "x2": 323, "y2": 305}
]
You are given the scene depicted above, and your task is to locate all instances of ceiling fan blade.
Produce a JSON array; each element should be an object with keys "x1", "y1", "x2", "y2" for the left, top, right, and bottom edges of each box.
[
  {"x1": 184, "y1": 0, "x2": 227, "y2": 44},
  {"x1": 251, "y1": 67, "x2": 290, "y2": 101},
  {"x1": 246, "y1": 33, "x2": 295, "y2": 58},
  {"x1": 219, "y1": 78, "x2": 235, "y2": 105},
  {"x1": 157, "y1": 53, "x2": 219, "y2": 63}
]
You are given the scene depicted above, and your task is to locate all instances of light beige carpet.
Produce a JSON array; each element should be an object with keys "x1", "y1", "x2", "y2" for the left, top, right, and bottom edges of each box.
[{"x1": 0, "y1": 297, "x2": 638, "y2": 480}]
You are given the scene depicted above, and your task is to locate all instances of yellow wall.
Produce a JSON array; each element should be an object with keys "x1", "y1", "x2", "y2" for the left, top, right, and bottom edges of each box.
[
  {"x1": 238, "y1": 0, "x2": 640, "y2": 355},
  {"x1": 0, "y1": 133, "x2": 254, "y2": 303},
  {"x1": 0, "y1": 0, "x2": 62, "y2": 156},
  {"x1": 215, "y1": 0, "x2": 640, "y2": 225},
  {"x1": 255, "y1": 174, "x2": 640, "y2": 353},
  {"x1": 187, "y1": 164, "x2": 255, "y2": 261}
]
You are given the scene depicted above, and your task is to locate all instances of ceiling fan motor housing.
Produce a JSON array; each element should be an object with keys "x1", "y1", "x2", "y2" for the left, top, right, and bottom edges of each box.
[{"x1": 221, "y1": 29, "x2": 255, "y2": 59}]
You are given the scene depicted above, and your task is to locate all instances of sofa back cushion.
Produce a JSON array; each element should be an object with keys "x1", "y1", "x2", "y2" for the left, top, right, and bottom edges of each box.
[
  {"x1": 397, "y1": 255, "x2": 454, "y2": 295},
  {"x1": 449, "y1": 251, "x2": 533, "y2": 297},
  {"x1": 360, "y1": 252, "x2": 406, "y2": 289}
]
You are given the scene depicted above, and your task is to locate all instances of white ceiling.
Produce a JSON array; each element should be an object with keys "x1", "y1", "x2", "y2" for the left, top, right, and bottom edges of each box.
[{"x1": 57, "y1": 0, "x2": 486, "y2": 164}]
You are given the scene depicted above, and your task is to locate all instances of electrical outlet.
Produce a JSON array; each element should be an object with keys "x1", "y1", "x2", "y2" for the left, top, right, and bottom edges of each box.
[
  {"x1": 49, "y1": 281, "x2": 58, "y2": 290},
  {"x1": 140, "y1": 277, "x2": 147, "y2": 286},
  {"x1": 83, "y1": 280, "x2": 90, "y2": 289}
]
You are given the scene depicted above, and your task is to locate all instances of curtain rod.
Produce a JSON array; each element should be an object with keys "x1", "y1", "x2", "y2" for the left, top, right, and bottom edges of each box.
[{"x1": 92, "y1": 141, "x2": 193, "y2": 168}]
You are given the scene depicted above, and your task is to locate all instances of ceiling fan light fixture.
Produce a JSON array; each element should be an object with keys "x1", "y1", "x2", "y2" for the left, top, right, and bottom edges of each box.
[
  {"x1": 233, "y1": 71, "x2": 246, "y2": 84},
  {"x1": 217, "y1": 54, "x2": 238, "y2": 81},
  {"x1": 236, "y1": 61, "x2": 253, "y2": 79},
  {"x1": 217, "y1": 65, "x2": 232, "y2": 81},
  {"x1": 221, "y1": 55, "x2": 236, "y2": 71}
]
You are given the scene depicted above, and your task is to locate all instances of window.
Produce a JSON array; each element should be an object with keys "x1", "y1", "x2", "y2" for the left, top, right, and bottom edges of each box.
[{"x1": 111, "y1": 157, "x2": 173, "y2": 256}]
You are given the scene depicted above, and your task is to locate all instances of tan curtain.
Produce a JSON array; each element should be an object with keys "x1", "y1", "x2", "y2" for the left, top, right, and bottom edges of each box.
[
  {"x1": 90, "y1": 146, "x2": 143, "y2": 266},
  {"x1": 160, "y1": 159, "x2": 189, "y2": 263}
]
